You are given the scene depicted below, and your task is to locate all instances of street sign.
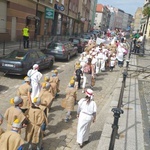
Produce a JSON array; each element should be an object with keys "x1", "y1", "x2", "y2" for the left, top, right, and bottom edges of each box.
[{"x1": 45, "y1": 7, "x2": 55, "y2": 19}]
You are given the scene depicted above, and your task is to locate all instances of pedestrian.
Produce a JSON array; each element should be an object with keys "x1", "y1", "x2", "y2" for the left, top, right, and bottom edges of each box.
[
  {"x1": 76, "y1": 89, "x2": 97, "y2": 148},
  {"x1": 25, "y1": 97, "x2": 47, "y2": 150},
  {"x1": 116, "y1": 43, "x2": 126, "y2": 67},
  {"x1": 27, "y1": 64, "x2": 43, "y2": 102},
  {"x1": 4, "y1": 96, "x2": 27, "y2": 131},
  {"x1": 75, "y1": 64, "x2": 83, "y2": 89},
  {"x1": 0, "y1": 118, "x2": 25, "y2": 150},
  {"x1": 0, "y1": 114, "x2": 4, "y2": 136},
  {"x1": 49, "y1": 70, "x2": 60, "y2": 98},
  {"x1": 39, "y1": 82, "x2": 54, "y2": 117},
  {"x1": 22, "y1": 25, "x2": 30, "y2": 49},
  {"x1": 62, "y1": 80, "x2": 77, "y2": 123},
  {"x1": 17, "y1": 76, "x2": 32, "y2": 113},
  {"x1": 82, "y1": 58, "x2": 94, "y2": 93},
  {"x1": 109, "y1": 53, "x2": 116, "y2": 72}
]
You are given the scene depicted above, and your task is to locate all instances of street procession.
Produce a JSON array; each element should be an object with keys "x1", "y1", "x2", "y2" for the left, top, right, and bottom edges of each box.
[
  {"x1": 0, "y1": 28, "x2": 133, "y2": 150},
  {"x1": 0, "y1": 0, "x2": 149, "y2": 150}
]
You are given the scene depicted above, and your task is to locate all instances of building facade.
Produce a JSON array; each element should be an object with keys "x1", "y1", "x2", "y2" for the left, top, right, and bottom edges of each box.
[
  {"x1": 133, "y1": 7, "x2": 142, "y2": 32},
  {"x1": 0, "y1": 0, "x2": 93, "y2": 42},
  {"x1": 140, "y1": 0, "x2": 150, "y2": 38},
  {"x1": 94, "y1": 4, "x2": 110, "y2": 31}
]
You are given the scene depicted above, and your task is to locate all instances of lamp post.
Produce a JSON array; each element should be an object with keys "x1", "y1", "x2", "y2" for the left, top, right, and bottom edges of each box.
[
  {"x1": 35, "y1": 0, "x2": 39, "y2": 40},
  {"x1": 77, "y1": 12, "x2": 80, "y2": 34}
]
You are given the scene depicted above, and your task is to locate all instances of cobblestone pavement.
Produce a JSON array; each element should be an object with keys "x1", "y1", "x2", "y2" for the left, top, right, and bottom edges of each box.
[{"x1": 0, "y1": 52, "x2": 123, "y2": 150}]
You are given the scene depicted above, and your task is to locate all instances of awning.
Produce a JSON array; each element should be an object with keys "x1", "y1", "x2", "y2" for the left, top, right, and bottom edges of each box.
[{"x1": 26, "y1": 15, "x2": 40, "y2": 20}]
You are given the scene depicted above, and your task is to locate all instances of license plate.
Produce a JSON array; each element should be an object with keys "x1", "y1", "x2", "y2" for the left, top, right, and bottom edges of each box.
[{"x1": 2, "y1": 63, "x2": 14, "y2": 67}]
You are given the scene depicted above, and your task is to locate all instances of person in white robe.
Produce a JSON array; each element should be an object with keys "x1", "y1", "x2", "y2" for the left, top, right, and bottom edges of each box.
[
  {"x1": 27, "y1": 64, "x2": 42, "y2": 102},
  {"x1": 76, "y1": 89, "x2": 97, "y2": 148},
  {"x1": 116, "y1": 43, "x2": 126, "y2": 67}
]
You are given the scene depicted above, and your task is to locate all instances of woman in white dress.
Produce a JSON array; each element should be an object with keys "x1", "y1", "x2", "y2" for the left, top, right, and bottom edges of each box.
[
  {"x1": 27, "y1": 64, "x2": 43, "y2": 102},
  {"x1": 76, "y1": 89, "x2": 97, "y2": 148}
]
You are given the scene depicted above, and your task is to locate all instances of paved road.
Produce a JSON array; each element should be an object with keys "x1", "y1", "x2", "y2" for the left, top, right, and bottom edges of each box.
[{"x1": 0, "y1": 51, "x2": 123, "y2": 150}]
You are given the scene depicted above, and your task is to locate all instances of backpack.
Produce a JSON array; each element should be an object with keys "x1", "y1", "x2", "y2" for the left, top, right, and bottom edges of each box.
[
  {"x1": 83, "y1": 64, "x2": 91, "y2": 74},
  {"x1": 76, "y1": 69, "x2": 82, "y2": 76}
]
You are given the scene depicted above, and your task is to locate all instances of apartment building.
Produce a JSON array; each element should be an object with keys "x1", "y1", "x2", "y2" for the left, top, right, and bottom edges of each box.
[
  {"x1": 94, "y1": 4, "x2": 110, "y2": 31},
  {"x1": 140, "y1": 0, "x2": 150, "y2": 38}
]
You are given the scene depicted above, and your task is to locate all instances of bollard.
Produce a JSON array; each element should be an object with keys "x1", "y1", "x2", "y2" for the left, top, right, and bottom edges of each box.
[
  {"x1": 122, "y1": 70, "x2": 128, "y2": 88},
  {"x1": 109, "y1": 108, "x2": 124, "y2": 150},
  {"x1": 3, "y1": 41, "x2": 5, "y2": 55},
  {"x1": 126, "y1": 60, "x2": 129, "y2": 69}
]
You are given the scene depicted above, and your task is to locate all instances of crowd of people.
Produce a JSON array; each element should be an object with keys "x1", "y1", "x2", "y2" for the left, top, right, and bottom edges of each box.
[{"x1": 0, "y1": 29, "x2": 130, "y2": 149}]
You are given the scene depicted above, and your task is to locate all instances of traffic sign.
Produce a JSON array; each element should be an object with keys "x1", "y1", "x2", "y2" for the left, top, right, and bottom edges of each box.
[{"x1": 45, "y1": 7, "x2": 55, "y2": 19}]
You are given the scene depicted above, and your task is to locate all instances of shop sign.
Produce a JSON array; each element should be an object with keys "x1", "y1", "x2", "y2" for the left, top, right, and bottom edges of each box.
[
  {"x1": 54, "y1": 4, "x2": 65, "y2": 11},
  {"x1": 45, "y1": 7, "x2": 55, "y2": 19}
]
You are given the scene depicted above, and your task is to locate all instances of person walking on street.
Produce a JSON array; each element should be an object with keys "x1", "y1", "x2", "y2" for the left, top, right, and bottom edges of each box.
[
  {"x1": 17, "y1": 76, "x2": 32, "y2": 113},
  {"x1": 62, "y1": 80, "x2": 77, "y2": 123},
  {"x1": 82, "y1": 58, "x2": 94, "y2": 93},
  {"x1": 27, "y1": 64, "x2": 43, "y2": 102},
  {"x1": 4, "y1": 96, "x2": 27, "y2": 131},
  {"x1": 76, "y1": 89, "x2": 97, "y2": 148},
  {"x1": 0, "y1": 118, "x2": 25, "y2": 150},
  {"x1": 22, "y1": 25, "x2": 30, "y2": 49},
  {"x1": 25, "y1": 97, "x2": 47, "y2": 150}
]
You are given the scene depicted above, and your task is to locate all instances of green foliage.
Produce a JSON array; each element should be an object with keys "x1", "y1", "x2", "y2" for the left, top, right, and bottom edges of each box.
[{"x1": 142, "y1": 7, "x2": 150, "y2": 17}]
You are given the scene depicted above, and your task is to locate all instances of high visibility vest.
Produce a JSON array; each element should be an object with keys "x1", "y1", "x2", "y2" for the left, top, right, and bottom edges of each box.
[{"x1": 23, "y1": 27, "x2": 29, "y2": 37}]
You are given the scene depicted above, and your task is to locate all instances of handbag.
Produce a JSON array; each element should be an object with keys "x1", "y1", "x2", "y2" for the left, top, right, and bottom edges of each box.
[
  {"x1": 61, "y1": 98, "x2": 66, "y2": 108},
  {"x1": 91, "y1": 77, "x2": 95, "y2": 87}
]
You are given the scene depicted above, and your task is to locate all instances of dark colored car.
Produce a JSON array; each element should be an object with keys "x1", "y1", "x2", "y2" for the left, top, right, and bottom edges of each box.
[
  {"x1": 42, "y1": 41, "x2": 78, "y2": 61},
  {"x1": 69, "y1": 37, "x2": 85, "y2": 53},
  {"x1": 0, "y1": 49, "x2": 55, "y2": 75}
]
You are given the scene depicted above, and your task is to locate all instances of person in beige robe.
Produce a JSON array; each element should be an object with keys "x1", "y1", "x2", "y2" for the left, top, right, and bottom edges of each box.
[
  {"x1": 25, "y1": 97, "x2": 47, "y2": 150},
  {"x1": 4, "y1": 96, "x2": 27, "y2": 131},
  {"x1": 0, "y1": 118, "x2": 24, "y2": 150},
  {"x1": 49, "y1": 70, "x2": 60, "y2": 97},
  {"x1": 39, "y1": 82, "x2": 54, "y2": 116},
  {"x1": 63, "y1": 80, "x2": 77, "y2": 123},
  {"x1": 44, "y1": 75, "x2": 55, "y2": 98},
  {"x1": 0, "y1": 114, "x2": 4, "y2": 136},
  {"x1": 17, "y1": 76, "x2": 32, "y2": 112}
]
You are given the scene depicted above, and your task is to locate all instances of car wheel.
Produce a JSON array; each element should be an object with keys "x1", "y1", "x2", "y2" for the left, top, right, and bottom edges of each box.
[
  {"x1": 48, "y1": 60, "x2": 53, "y2": 69},
  {"x1": 67, "y1": 54, "x2": 70, "y2": 61}
]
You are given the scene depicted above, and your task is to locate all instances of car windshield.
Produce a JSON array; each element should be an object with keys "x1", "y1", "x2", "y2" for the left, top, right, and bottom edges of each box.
[
  {"x1": 73, "y1": 39, "x2": 79, "y2": 44},
  {"x1": 48, "y1": 43, "x2": 62, "y2": 49},
  {"x1": 5, "y1": 50, "x2": 26, "y2": 60}
]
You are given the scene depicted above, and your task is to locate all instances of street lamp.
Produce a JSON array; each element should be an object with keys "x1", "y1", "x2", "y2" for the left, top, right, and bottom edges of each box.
[{"x1": 35, "y1": 0, "x2": 39, "y2": 39}]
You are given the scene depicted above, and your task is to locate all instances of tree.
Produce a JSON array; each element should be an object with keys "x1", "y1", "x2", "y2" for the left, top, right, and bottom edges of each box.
[{"x1": 142, "y1": 6, "x2": 150, "y2": 34}]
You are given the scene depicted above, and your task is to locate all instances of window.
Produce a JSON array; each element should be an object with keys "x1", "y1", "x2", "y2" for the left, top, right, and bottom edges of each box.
[
  {"x1": 49, "y1": 0, "x2": 53, "y2": 3},
  {"x1": 61, "y1": 0, "x2": 64, "y2": 5}
]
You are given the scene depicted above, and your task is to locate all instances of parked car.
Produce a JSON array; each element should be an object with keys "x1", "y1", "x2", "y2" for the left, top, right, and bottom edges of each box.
[
  {"x1": 42, "y1": 41, "x2": 78, "y2": 61},
  {"x1": 69, "y1": 37, "x2": 85, "y2": 53},
  {"x1": 0, "y1": 49, "x2": 55, "y2": 75}
]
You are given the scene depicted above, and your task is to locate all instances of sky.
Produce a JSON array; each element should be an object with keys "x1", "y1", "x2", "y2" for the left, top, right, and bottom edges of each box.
[{"x1": 97, "y1": 0, "x2": 144, "y2": 15}]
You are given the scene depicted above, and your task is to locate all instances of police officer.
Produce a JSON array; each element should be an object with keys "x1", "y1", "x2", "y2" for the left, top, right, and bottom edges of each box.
[{"x1": 22, "y1": 25, "x2": 29, "y2": 49}]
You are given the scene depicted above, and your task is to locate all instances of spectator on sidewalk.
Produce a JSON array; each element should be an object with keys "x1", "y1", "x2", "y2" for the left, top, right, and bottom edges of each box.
[
  {"x1": 76, "y1": 89, "x2": 97, "y2": 148},
  {"x1": 22, "y1": 25, "x2": 30, "y2": 49}
]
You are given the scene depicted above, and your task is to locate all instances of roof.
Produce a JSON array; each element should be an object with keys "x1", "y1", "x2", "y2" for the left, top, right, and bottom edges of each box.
[{"x1": 96, "y1": 4, "x2": 103, "y2": 12}]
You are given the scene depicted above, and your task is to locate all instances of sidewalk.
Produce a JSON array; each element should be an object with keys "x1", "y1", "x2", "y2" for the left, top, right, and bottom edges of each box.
[{"x1": 96, "y1": 41, "x2": 150, "y2": 149}]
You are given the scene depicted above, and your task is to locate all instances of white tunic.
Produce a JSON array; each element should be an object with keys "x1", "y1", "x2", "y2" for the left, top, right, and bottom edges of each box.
[
  {"x1": 77, "y1": 98, "x2": 97, "y2": 144},
  {"x1": 27, "y1": 69, "x2": 42, "y2": 101}
]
